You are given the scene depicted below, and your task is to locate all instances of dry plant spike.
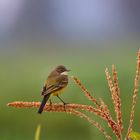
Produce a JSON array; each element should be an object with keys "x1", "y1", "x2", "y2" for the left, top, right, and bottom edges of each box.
[
  {"x1": 105, "y1": 67, "x2": 122, "y2": 140},
  {"x1": 112, "y1": 64, "x2": 123, "y2": 132},
  {"x1": 71, "y1": 76, "x2": 100, "y2": 107},
  {"x1": 7, "y1": 102, "x2": 98, "y2": 112},
  {"x1": 105, "y1": 67, "x2": 119, "y2": 121},
  {"x1": 7, "y1": 102, "x2": 107, "y2": 120},
  {"x1": 126, "y1": 49, "x2": 140, "y2": 140},
  {"x1": 99, "y1": 98, "x2": 112, "y2": 119},
  {"x1": 7, "y1": 101, "x2": 110, "y2": 122},
  {"x1": 7, "y1": 101, "x2": 112, "y2": 140},
  {"x1": 98, "y1": 98, "x2": 120, "y2": 138},
  {"x1": 105, "y1": 67, "x2": 117, "y2": 109}
]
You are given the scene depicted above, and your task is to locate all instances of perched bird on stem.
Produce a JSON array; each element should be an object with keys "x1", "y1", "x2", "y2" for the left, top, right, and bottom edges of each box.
[{"x1": 38, "y1": 65, "x2": 70, "y2": 114}]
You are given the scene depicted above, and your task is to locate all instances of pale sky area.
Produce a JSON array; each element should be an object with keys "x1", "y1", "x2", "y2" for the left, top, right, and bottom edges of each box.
[{"x1": 0, "y1": 0, "x2": 140, "y2": 40}]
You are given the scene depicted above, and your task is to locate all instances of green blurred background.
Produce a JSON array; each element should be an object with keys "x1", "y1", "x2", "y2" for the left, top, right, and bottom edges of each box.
[
  {"x1": 0, "y1": 41, "x2": 140, "y2": 140},
  {"x1": 1, "y1": 1, "x2": 140, "y2": 140}
]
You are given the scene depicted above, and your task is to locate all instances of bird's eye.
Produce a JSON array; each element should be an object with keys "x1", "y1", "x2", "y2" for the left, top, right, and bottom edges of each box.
[
  {"x1": 57, "y1": 68, "x2": 63, "y2": 73},
  {"x1": 60, "y1": 69, "x2": 64, "y2": 72}
]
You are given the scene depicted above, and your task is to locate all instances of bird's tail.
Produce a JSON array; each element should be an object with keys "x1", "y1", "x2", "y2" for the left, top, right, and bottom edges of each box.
[{"x1": 38, "y1": 94, "x2": 50, "y2": 114}]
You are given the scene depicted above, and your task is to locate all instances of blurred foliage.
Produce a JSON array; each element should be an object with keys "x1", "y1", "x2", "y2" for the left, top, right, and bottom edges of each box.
[
  {"x1": 0, "y1": 41, "x2": 140, "y2": 140},
  {"x1": 35, "y1": 124, "x2": 41, "y2": 140},
  {"x1": 129, "y1": 131, "x2": 140, "y2": 140}
]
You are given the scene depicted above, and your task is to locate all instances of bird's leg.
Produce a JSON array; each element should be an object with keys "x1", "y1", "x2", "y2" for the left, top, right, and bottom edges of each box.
[
  {"x1": 56, "y1": 95, "x2": 68, "y2": 111},
  {"x1": 49, "y1": 99, "x2": 52, "y2": 105},
  {"x1": 49, "y1": 99, "x2": 52, "y2": 110},
  {"x1": 56, "y1": 95, "x2": 67, "y2": 104}
]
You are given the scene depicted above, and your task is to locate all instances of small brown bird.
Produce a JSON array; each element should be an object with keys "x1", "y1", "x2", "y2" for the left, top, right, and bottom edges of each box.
[{"x1": 38, "y1": 65, "x2": 70, "y2": 114}]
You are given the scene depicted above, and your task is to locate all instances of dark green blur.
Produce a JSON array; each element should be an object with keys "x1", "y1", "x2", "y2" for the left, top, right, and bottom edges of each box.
[{"x1": 0, "y1": 41, "x2": 140, "y2": 140}]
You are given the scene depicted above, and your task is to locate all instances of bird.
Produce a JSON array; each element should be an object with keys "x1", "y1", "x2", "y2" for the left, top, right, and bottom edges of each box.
[{"x1": 38, "y1": 65, "x2": 70, "y2": 114}]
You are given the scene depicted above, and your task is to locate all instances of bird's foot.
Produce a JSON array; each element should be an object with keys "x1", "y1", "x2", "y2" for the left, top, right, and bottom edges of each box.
[{"x1": 63, "y1": 102, "x2": 69, "y2": 111}]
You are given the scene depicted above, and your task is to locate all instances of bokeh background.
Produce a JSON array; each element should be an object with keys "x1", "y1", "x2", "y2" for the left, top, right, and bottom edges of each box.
[{"x1": 0, "y1": 1, "x2": 140, "y2": 140}]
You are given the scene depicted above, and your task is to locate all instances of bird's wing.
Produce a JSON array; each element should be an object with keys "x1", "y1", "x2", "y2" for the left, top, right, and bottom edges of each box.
[
  {"x1": 41, "y1": 84, "x2": 47, "y2": 95},
  {"x1": 41, "y1": 76, "x2": 57, "y2": 95},
  {"x1": 42, "y1": 75, "x2": 68, "y2": 96}
]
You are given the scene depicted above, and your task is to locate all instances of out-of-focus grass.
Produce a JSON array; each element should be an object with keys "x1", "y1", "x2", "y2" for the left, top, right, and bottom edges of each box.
[
  {"x1": 0, "y1": 41, "x2": 140, "y2": 140},
  {"x1": 35, "y1": 124, "x2": 41, "y2": 140}
]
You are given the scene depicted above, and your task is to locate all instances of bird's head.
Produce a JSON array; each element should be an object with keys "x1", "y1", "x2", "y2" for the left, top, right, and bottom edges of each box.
[{"x1": 56, "y1": 65, "x2": 71, "y2": 75}]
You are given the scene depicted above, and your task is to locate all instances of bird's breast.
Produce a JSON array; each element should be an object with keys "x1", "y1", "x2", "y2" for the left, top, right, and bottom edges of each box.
[{"x1": 51, "y1": 87, "x2": 66, "y2": 96}]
